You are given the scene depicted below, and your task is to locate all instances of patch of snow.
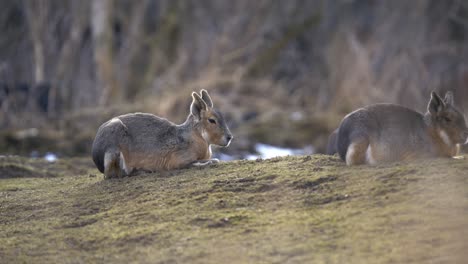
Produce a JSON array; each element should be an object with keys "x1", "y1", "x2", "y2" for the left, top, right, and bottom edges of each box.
[
  {"x1": 44, "y1": 152, "x2": 58, "y2": 162},
  {"x1": 247, "y1": 143, "x2": 315, "y2": 160},
  {"x1": 216, "y1": 153, "x2": 236, "y2": 161},
  {"x1": 290, "y1": 111, "x2": 304, "y2": 121}
]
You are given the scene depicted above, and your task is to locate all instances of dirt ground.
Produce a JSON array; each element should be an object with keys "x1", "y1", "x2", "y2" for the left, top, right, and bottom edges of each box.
[{"x1": 1, "y1": 154, "x2": 467, "y2": 263}]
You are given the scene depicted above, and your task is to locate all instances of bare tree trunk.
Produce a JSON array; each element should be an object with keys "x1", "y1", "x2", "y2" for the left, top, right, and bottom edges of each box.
[
  {"x1": 51, "y1": 1, "x2": 89, "y2": 116},
  {"x1": 92, "y1": 0, "x2": 118, "y2": 106},
  {"x1": 119, "y1": 0, "x2": 150, "y2": 100},
  {"x1": 25, "y1": 1, "x2": 47, "y2": 84},
  {"x1": 24, "y1": 0, "x2": 48, "y2": 110},
  {"x1": 141, "y1": 1, "x2": 181, "y2": 96}
]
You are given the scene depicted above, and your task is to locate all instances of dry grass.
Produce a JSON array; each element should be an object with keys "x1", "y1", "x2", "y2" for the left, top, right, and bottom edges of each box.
[{"x1": 1, "y1": 154, "x2": 468, "y2": 263}]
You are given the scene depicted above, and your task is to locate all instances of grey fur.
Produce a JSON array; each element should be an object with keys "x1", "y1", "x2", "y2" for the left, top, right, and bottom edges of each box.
[
  {"x1": 336, "y1": 91, "x2": 468, "y2": 165},
  {"x1": 92, "y1": 90, "x2": 232, "y2": 178}
]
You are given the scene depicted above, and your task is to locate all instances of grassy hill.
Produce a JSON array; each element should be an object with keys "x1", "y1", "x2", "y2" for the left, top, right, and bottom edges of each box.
[{"x1": 1, "y1": 154, "x2": 467, "y2": 263}]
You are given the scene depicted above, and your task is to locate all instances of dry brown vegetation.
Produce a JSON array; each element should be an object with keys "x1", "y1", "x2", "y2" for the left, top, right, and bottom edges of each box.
[{"x1": 1, "y1": 1, "x2": 468, "y2": 156}]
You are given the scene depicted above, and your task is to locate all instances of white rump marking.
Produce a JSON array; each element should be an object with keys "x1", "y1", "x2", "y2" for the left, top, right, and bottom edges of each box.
[
  {"x1": 365, "y1": 145, "x2": 375, "y2": 165},
  {"x1": 439, "y1": 130, "x2": 451, "y2": 146},
  {"x1": 119, "y1": 152, "x2": 131, "y2": 175},
  {"x1": 104, "y1": 152, "x2": 113, "y2": 171},
  {"x1": 107, "y1": 117, "x2": 128, "y2": 130},
  {"x1": 108, "y1": 118, "x2": 121, "y2": 125},
  {"x1": 345, "y1": 143, "x2": 357, "y2": 166}
]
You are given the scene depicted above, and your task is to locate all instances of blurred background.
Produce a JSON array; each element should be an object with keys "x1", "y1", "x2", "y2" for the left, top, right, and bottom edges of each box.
[{"x1": 1, "y1": 0, "x2": 468, "y2": 160}]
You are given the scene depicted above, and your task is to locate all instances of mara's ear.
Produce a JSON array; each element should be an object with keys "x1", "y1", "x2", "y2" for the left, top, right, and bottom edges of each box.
[
  {"x1": 200, "y1": 89, "x2": 214, "y2": 108},
  {"x1": 444, "y1": 91, "x2": 454, "y2": 106},
  {"x1": 190, "y1": 92, "x2": 208, "y2": 119},
  {"x1": 428, "y1": 91, "x2": 446, "y2": 115}
]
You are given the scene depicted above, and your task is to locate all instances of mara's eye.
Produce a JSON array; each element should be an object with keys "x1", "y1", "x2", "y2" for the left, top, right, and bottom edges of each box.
[
  {"x1": 443, "y1": 116, "x2": 452, "y2": 122},
  {"x1": 208, "y1": 118, "x2": 217, "y2": 124}
]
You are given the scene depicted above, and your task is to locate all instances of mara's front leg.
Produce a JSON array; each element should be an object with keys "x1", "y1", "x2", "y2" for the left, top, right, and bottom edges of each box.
[
  {"x1": 192, "y1": 158, "x2": 219, "y2": 167},
  {"x1": 166, "y1": 149, "x2": 217, "y2": 169}
]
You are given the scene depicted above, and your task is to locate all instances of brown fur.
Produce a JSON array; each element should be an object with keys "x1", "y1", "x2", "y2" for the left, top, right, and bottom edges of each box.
[
  {"x1": 336, "y1": 91, "x2": 468, "y2": 165},
  {"x1": 427, "y1": 127, "x2": 458, "y2": 157},
  {"x1": 345, "y1": 139, "x2": 369, "y2": 165},
  {"x1": 92, "y1": 90, "x2": 233, "y2": 178}
]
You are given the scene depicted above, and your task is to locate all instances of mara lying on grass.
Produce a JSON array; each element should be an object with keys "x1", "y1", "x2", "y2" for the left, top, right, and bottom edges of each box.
[
  {"x1": 92, "y1": 90, "x2": 233, "y2": 178},
  {"x1": 328, "y1": 91, "x2": 468, "y2": 165}
]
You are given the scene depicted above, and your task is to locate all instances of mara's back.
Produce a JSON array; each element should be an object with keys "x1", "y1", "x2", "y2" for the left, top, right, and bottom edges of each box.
[
  {"x1": 361, "y1": 104, "x2": 428, "y2": 144},
  {"x1": 118, "y1": 113, "x2": 187, "y2": 152}
]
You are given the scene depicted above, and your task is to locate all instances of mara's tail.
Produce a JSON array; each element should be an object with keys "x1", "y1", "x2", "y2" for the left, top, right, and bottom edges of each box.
[
  {"x1": 92, "y1": 133, "x2": 106, "y2": 173},
  {"x1": 326, "y1": 129, "x2": 338, "y2": 155},
  {"x1": 336, "y1": 120, "x2": 352, "y2": 162}
]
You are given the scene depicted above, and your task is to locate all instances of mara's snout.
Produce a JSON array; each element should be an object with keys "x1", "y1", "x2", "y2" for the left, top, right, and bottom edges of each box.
[
  {"x1": 227, "y1": 134, "x2": 233, "y2": 144},
  {"x1": 459, "y1": 130, "x2": 468, "y2": 144},
  {"x1": 203, "y1": 127, "x2": 232, "y2": 147},
  {"x1": 92, "y1": 89, "x2": 233, "y2": 178},
  {"x1": 334, "y1": 91, "x2": 467, "y2": 165},
  {"x1": 223, "y1": 134, "x2": 233, "y2": 147}
]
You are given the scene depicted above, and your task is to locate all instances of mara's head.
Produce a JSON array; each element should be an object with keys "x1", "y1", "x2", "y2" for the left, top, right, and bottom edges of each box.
[
  {"x1": 427, "y1": 91, "x2": 468, "y2": 145},
  {"x1": 190, "y1": 89, "x2": 233, "y2": 147}
]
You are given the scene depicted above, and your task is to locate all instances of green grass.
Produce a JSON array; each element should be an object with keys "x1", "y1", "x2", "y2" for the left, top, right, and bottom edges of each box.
[{"x1": 1, "y1": 155, "x2": 467, "y2": 263}]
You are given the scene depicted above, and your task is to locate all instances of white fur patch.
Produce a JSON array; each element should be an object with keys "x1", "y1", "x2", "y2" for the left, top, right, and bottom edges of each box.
[
  {"x1": 345, "y1": 143, "x2": 357, "y2": 166},
  {"x1": 107, "y1": 117, "x2": 128, "y2": 130},
  {"x1": 107, "y1": 117, "x2": 127, "y2": 129},
  {"x1": 365, "y1": 145, "x2": 375, "y2": 165},
  {"x1": 119, "y1": 152, "x2": 131, "y2": 175},
  {"x1": 192, "y1": 161, "x2": 209, "y2": 167},
  {"x1": 108, "y1": 118, "x2": 121, "y2": 125},
  {"x1": 104, "y1": 152, "x2": 113, "y2": 171},
  {"x1": 192, "y1": 159, "x2": 219, "y2": 167},
  {"x1": 225, "y1": 138, "x2": 232, "y2": 147},
  {"x1": 439, "y1": 130, "x2": 451, "y2": 146}
]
